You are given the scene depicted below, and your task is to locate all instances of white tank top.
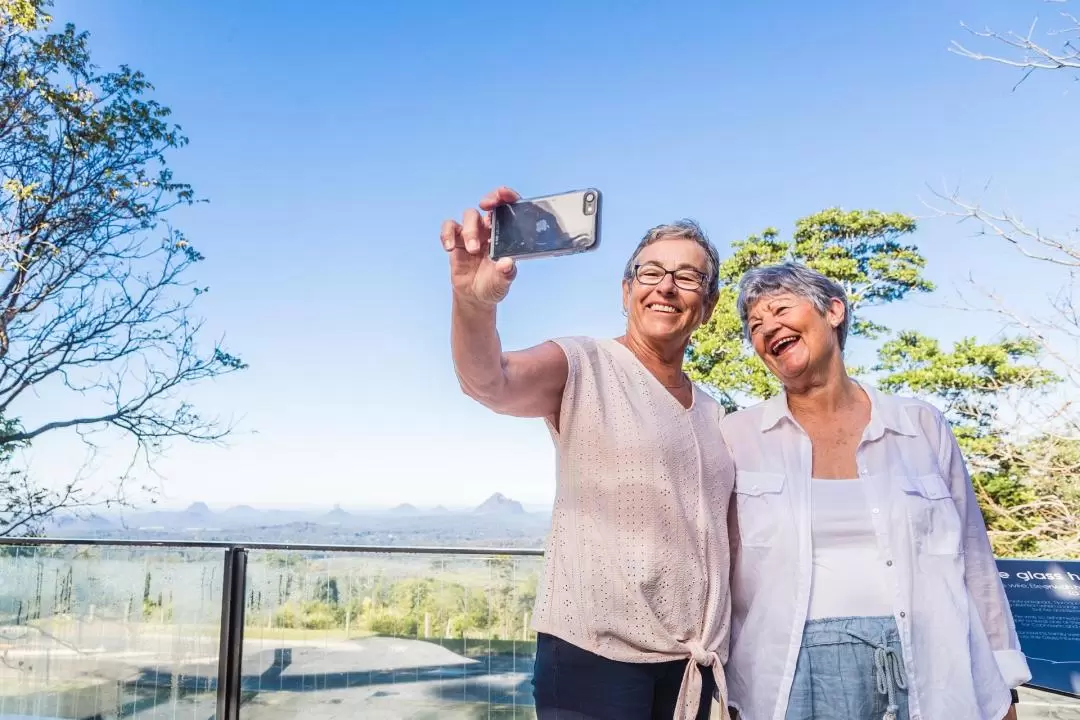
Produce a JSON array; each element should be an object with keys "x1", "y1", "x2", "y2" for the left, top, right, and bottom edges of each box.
[
  {"x1": 533, "y1": 336, "x2": 735, "y2": 720},
  {"x1": 808, "y1": 478, "x2": 893, "y2": 620}
]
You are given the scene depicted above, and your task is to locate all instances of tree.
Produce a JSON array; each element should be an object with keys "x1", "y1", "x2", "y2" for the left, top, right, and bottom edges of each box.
[
  {"x1": 0, "y1": 1, "x2": 245, "y2": 535},
  {"x1": 315, "y1": 576, "x2": 341, "y2": 605},
  {"x1": 875, "y1": 334, "x2": 1056, "y2": 432},
  {"x1": 996, "y1": 431, "x2": 1080, "y2": 557}
]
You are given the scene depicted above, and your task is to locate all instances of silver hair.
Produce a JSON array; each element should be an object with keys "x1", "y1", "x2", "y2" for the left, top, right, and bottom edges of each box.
[
  {"x1": 737, "y1": 262, "x2": 851, "y2": 350},
  {"x1": 622, "y1": 219, "x2": 720, "y2": 300}
]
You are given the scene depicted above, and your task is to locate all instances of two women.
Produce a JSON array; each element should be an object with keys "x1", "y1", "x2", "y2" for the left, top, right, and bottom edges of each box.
[
  {"x1": 441, "y1": 186, "x2": 733, "y2": 720},
  {"x1": 722, "y1": 263, "x2": 1029, "y2": 720},
  {"x1": 442, "y1": 189, "x2": 1029, "y2": 720}
]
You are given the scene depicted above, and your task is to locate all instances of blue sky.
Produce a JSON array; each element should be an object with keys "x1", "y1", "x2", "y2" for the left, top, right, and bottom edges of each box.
[{"x1": 22, "y1": 1, "x2": 1078, "y2": 509}]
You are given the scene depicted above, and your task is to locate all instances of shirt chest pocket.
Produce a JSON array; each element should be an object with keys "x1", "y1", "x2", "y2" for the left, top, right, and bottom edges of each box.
[
  {"x1": 734, "y1": 471, "x2": 786, "y2": 548},
  {"x1": 899, "y1": 473, "x2": 962, "y2": 556}
]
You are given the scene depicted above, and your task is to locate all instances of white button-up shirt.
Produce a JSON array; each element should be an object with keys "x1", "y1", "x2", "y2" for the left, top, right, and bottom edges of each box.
[{"x1": 720, "y1": 383, "x2": 1031, "y2": 720}]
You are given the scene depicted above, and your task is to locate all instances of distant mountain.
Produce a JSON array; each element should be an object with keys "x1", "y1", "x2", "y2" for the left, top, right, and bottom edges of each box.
[
  {"x1": 78, "y1": 513, "x2": 115, "y2": 530},
  {"x1": 111, "y1": 501, "x2": 220, "y2": 532},
  {"x1": 45, "y1": 513, "x2": 114, "y2": 533},
  {"x1": 323, "y1": 505, "x2": 353, "y2": 525},
  {"x1": 42, "y1": 496, "x2": 553, "y2": 545},
  {"x1": 474, "y1": 493, "x2": 525, "y2": 515}
]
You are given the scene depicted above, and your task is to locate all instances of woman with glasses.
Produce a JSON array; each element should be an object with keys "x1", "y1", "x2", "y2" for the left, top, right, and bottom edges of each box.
[{"x1": 440, "y1": 186, "x2": 734, "y2": 720}]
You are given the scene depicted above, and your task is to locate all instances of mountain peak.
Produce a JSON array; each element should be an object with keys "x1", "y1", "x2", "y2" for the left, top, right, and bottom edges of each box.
[
  {"x1": 323, "y1": 505, "x2": 352, "y2": 521},
  {"x1": 185, "y1": 502, "x2": 212, "y2": 515},
  {"x1": 474, "y1": 493, "x2": 525, "y2": 515}
]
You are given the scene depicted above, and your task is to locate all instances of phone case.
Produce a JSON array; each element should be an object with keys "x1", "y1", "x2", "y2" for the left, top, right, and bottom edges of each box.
[{"x1": 490, "y1": 188, "x2": 602, "y2": 261}]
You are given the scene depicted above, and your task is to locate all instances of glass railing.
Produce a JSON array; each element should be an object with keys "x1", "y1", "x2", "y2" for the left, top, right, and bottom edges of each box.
[
  {"x1": 0, "y1": 539, "x2": 543, "y2": 720},
  {"x1": 0, "y1": 540, "x2": 226, "y2": 719},
  {"x1": 5, "y1": 538, "x2": 1078, "y2": 720}
]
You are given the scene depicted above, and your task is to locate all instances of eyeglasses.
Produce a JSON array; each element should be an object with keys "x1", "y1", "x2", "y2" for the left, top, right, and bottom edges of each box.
[{"x1": 633, "y1": 263, "x2": 707, "y2": 291}]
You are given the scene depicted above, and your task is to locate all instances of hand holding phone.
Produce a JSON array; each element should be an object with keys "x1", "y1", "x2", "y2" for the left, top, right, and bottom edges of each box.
[
  {"x1": 440, "y1": 187, "x2": 602, "y2": 307},
  {"x1": 440, "y1": 186, "x2": 521, "y2": 307}
]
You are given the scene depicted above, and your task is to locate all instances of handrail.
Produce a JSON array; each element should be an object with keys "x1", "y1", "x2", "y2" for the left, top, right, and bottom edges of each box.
[
  {"x1": 0, "y1": 536, "x2": 546, "y2": 555},
  {"x1": 2, "y1": 538, "x2": 1064, "y2": 561}
]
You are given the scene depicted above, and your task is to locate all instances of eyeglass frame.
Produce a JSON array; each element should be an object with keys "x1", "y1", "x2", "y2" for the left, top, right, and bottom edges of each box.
[{"x1": 632, "y1": 262, "x2": 709, "y2": 292}]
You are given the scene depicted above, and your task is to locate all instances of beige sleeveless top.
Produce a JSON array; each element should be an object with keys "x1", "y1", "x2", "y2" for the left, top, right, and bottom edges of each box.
[{"x1": 533, "y1": 336, "x2": 734, "y2": 719}]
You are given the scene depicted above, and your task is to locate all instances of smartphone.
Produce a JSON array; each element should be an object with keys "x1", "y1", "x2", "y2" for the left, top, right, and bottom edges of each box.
[{"x1": 490, "y1": 188, "x2": 602, "y2": 261}]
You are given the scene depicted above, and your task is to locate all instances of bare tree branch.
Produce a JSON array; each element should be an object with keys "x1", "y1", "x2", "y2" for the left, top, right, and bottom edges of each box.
[
  {"x1": 927, "y1": 187, "x2": 1080, "y2": 267},
  {"x1": 950, "y1": 5, "x2": 1080, "y2": 84},
  {"x1": 0, "y1": 469, "x2": 127, "y2": 538}
]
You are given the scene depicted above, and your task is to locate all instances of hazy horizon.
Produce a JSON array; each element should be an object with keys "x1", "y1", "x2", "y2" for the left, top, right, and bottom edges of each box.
[{"x1": 93, "y1": 496, "x2": 555, "y2": 514}]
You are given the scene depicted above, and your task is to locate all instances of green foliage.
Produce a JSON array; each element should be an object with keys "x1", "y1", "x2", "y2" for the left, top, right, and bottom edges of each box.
[
  {"x1": 0, "y1": 415, "x2": 38, "y2": 536},
  {"x1": 0, "y1": 0, "x2": 51, "y2": 32},
  {"x1": 315, "y1": 577, "x2": 340, "y2": 605},
  {"x1": 0, "y1": 416, "x2": 25, "y2": 463},
  {"x1": 300, "y1": 601, "x2": 344, "y2": 630},
  {"x1": 876, "y1": 333, "x2": 1057, "y2": 426},
  {"x1": 792, "y1": 209, "x2": 929, "y2": 313},
  {"x1": 366, "y1": 606, "x2": 419, "y2": 636},
  {"x1": 370, "y1": 577, "x2": 493, "y2": 639},
  {"x1": 982, "y1": 432, "x2": 1080, "y2": 559},
  {"x1": 257, "y1": 568, "x2": 536, "y2": 641},
  {"x1": 139, "y1": 570, "x2": 173, "y2": 621},
  {"x1": 272, "y1": 600, "x2": 345, "y2": 630}
]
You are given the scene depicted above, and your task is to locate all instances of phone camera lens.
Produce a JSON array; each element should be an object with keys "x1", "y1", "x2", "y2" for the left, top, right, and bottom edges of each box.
[{"x1": 585, "y1": 192, "x2": 595, "y2": 203}]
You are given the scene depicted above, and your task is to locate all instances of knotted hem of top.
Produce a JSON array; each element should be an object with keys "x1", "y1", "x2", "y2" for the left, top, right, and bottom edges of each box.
[{"x1": 676, "y1": 642, "x2": 730, "y2": 720}]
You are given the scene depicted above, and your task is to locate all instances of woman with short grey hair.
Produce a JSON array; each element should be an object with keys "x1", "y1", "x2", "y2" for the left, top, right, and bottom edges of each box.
[
  {"x1": 441, "y1": 186, "x2": 734, "y2": 720},
  {"x1": 720, "y1": 262, "x2": 1028, "y2": 720}
]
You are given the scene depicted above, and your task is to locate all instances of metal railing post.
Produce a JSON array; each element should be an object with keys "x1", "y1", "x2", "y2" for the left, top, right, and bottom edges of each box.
[{"x1": 216, "y1": 546, "x2": 248, "y2": 720}]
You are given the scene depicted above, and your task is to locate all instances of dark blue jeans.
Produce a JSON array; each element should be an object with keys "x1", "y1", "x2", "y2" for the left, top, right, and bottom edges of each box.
[{"x1": 532, "y1": 632, "x2": 716, "y2": 720}]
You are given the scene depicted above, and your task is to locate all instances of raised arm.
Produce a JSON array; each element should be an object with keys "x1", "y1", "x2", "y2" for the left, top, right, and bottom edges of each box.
[{"x1": 441, "y1": 187, "x2": 568, "y2": 419}]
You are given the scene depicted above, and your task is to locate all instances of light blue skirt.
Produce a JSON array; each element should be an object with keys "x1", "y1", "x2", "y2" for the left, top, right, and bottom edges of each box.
[{"x1": 784, "y1": 616, "x2": 909, "y2": 720}]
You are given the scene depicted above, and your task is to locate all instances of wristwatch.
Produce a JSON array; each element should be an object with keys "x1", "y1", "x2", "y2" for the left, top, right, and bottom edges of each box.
[{"x1": 1011, "y1": 688, "x2": 1020, "y2": 704}]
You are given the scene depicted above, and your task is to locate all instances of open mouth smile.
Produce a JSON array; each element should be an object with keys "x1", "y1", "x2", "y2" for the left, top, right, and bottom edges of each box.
[{"x1": 770, "y1": 335, "x2": 799, "y2": 355}]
